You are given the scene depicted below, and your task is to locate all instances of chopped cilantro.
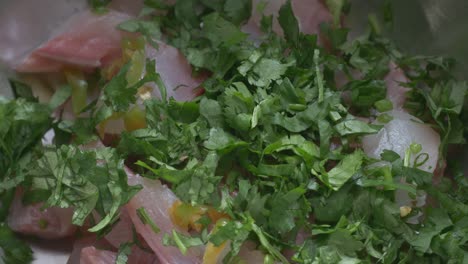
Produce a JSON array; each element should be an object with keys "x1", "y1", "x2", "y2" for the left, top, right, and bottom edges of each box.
[
  {"x1": 0, "y1": 224, "x2": 33, "y2": 264},
  {"x1": 115, "y1": 242, "x2": 132, "y2": 264},
  {"x1": 136, "y1": 207, "x2": 160, "y2": 234},
  {"x1": 26, "y1": 145, "x2": 141, "y2": 232},
  {"x1": 162, "y1": 230, "x2": 204, "y2": 255},
  {"x1": 278, "y1": 0, "x2": 300, "y2": 45},
  {"x1": 87, "y1": 0, "x2": 111, "y2": 13},
  {"x1": 0, "y1": 98, "x2": 52, "y2": 220}
]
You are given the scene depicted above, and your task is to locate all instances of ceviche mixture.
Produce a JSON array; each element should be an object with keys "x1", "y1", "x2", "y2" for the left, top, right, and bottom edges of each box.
[{"x1": 0, "y1": 0, "x2": 468, "y2": 263}]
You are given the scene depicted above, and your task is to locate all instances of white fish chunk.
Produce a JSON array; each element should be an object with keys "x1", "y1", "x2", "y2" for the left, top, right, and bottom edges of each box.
[{"x1": 362, "y1": 110, "x2": 440, "y2": 173}]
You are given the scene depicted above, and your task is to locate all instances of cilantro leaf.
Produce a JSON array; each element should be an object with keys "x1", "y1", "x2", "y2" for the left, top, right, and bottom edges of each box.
[
  {"x1": 0, "y1": 99, "x2": 52, "y2": 219},
  {"x1": 334, "y1": 119, "x2": 382, "y2": 136},
  {"x1": 278, "y1": 0, "x2": 300, "y2": 45},
  {"x1": 162, "y1": 231, "x2": 204, "y2": 255},
  {"x1": 325, "y1": 0, "x2": 348, "y2": 26},
  {"x1": 204, "y1": 128, "x2": 248, "y2": 153},
  {"x1": 319, "y1": 150, "x2": 364, "y2": 190},
  {"x1": 346, "y1": 79, "x2": 387, "y2": 112},
  {"x1": 0, "y1": 224, "x2": 33, "y2": 264},
  {"x1": 268, "y1": 187, "x2": 307, "y2": 235},
  {"x1": 27, "y1": 145, "x2": 142, "y2": 232},
  {"x1": 200, "y1": 98, "x2": 224, "y2": 128},
  {"x1": 116, "y1": 242, "x2": 132, "y2": 264},
  {"x1": 209, "y1": 220, "x2": 250, "y2": 252},
  {"x1": 174, "y1": 152, "x2": 221, "y2": 204},
  {"x1": 238, "y1": 54, "x2": 293, "y2": 88},
  {"x1": 103, "y1": 63, "x2": 138, "y2": 112},
  {"x1": 202, "y1": 12, "x2": 247, "y2": 48},
  {"x1": 223, "y1": 0, "x2": 252, "y2": 25},
  {"x1": 118, "y1": 20, "x2": 162, "y2": 46},
  {"x1": 9, "y1": 79, "x2": 36, "y2": 102},
  {"x1": 408, "y1": 208, "x2": 452, "y2": 253},
  {"x1": 103, "y1": 60, "x2": 162, "y2": 112}
]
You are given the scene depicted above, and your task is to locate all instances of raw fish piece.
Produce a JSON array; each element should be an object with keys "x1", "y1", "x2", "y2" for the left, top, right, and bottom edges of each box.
[
  {"x1": 104, "y1": 209, "x2": 134, "y2": 248},
  {"x1": 80, "y1": 247, "x2": 116, "y2": 264},
  {"x1": 362, "y1": 110, "x2": 440, "y2": 173},
  {"x1": 238, "y1": 242, "x2": 267, "y2": 264},
  {"x1": 67, "y1": 235, "x2": 110, "y2": 264},
  {"x1": 385, "y1": 62, "x2": 411, "y2": 110},
  {"x1": 127, "y1": 246, "x2": 159, "y2": 264},
  {"x1": 146, "y1": 43, "x2": 205, "y2": 101},
  {"x1": 7, "y1": 189, "x2": 77, "y2": 239},
  {"x1": 15, "y1": 10, "x2": 131, "y2": 73},
  {"x1": 125, "y1": 168, "x2": 204, "y2": 264},
  {"x1": 103, "y1": 208, "x2": 159, "y2": 263}
]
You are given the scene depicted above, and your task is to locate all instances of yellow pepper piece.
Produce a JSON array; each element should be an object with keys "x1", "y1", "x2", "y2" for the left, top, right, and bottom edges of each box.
[
  {"x1": 169, "y1": 201, "x2": 231, "y2": 232},
  {"x1": 169, "y1": 201, "x2": 206, "y2": 232},
  {"x1": 65, "y1": 70, "x2": 88, "y2": 114},
  {"x1": 124, "y1": 106, "x2": 147, "y2": 132},
  {"x1": 207, "y1": 208, "x2": 231, "y2": 224},
  {"x1": 203, "y1": 219, "x2": 230, "y2": 264},
  {"x1": 203, "y1": 241, "x2": 229, "y2": 264},
  {"x1": 126, "y1": 49, "x2": 146, "y2": 86}
]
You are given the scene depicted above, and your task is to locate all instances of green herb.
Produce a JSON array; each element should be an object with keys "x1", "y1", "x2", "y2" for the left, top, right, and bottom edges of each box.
[
  {"x1": 0, "y1": 98, "x2": 52, "y2": 220},
  {"x1": 202, "y1": 13, "x2": 247, "y2": 48},
  {"x1": 374, "y1": 99, "x2": 393, "y2": 112},
  {"x1": 162, "y1": 231, "x2": 204, "y2": 255},
  {"x1": 103, "y1": 60, "x2": 163, "y2": 112},
  {"x1": 9, "y1": 79, "x2": 36, "y2": 102},
  {"x1": 278, "y1": 0, "x2": 300, "y2": 45},
  {"x1": 118, "y1": 1, "x2": 467, "y2": 262},
  {"x1": 136, "y1": 207, "x2": 160, "y2": 234},
  {"x1": 320, "y1": 150, "x2": 364, "y2": 190},
  {"x1": 0, "y1": 224, "x2": 33, "y2": 264},
  {"x1": 116, "y1": 242, "x2": 133, "y2": 264},
  {"x1": 118, "y1": 20, "x2": 162, "y2": 47},
  {"x1": 48, "y1": 85, "x2": 72, "y2": 110},
  {"x1": 26, "y1": 146, "x2": 141, "y2": 232},
  {"x1": 87, "y1": 0, "x2": 111, "y2": 13}
]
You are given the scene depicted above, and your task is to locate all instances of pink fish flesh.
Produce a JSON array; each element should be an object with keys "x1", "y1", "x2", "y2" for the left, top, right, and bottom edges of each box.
[
  {"x1": 7, "y1": 189, "x2": 77, "y2": 239},
  {"x1": 15, "y1": 10, "x2": 131, "y2": 73},
  {"x1": 80, "y1": 247, "x2": 117, "y2": 264},
  {"x1": 125, "y1": 168, "x2": 204, "y2": 264}
]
